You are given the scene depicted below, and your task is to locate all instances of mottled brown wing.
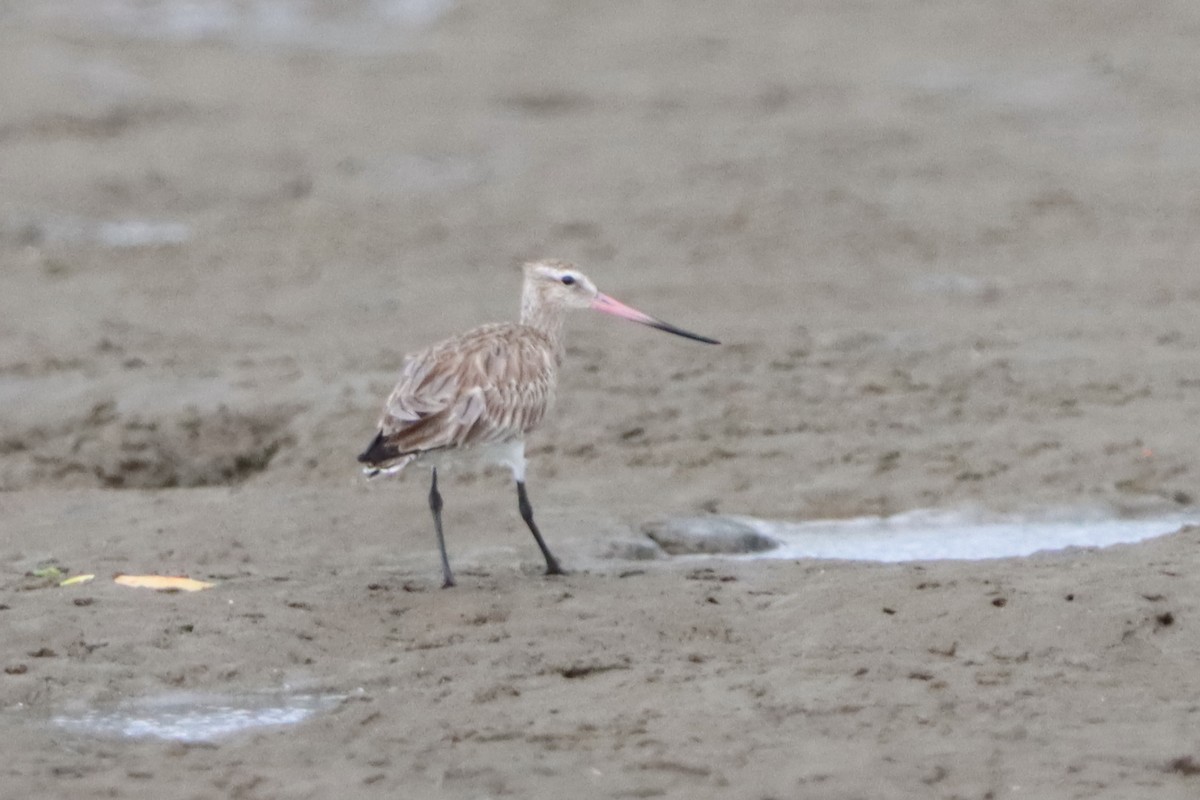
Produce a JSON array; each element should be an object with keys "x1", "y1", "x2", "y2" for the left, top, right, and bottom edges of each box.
[{"x1": 358, "y1": 323, "x2": 557, "y2": 466}]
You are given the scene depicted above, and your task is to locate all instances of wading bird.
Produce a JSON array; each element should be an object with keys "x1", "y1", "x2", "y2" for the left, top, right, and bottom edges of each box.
[{"x1": 358, "y1": 259, "x2": 718, "y2": 587}]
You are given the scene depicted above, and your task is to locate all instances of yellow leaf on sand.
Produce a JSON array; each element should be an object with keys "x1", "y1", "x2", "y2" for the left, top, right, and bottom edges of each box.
[
  {"x1": 59, "y1": 574, "x2": 95, "y2": 587},
  {"x1": 114, "y1": 574, "x2": 215, "y2": 592}
]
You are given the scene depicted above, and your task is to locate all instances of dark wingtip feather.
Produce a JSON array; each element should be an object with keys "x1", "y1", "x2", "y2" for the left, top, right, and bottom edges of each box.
[{"x1": 357, "y1": 430, "x2": 395, "y2": 465}]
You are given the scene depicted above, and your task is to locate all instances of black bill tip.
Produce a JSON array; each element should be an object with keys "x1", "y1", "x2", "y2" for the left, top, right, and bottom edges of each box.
[{"x1": 648, "y1": 320, "x2": 721, "y2": 345}]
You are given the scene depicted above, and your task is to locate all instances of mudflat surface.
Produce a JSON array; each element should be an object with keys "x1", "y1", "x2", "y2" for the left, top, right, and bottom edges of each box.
[{"x1": 3, "y1": 1, "x2": 1200, "y2": 797}]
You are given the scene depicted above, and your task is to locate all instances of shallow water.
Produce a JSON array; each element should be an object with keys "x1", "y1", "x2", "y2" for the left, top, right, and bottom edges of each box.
[
  {"x1": 738, "y1": 509, "x2": 1196, "y2": 562},
  {"x1": 51, "y1": 691, "x2": 344, "y2": 742},
  {"x1": 6, "y1": 214, "x2": 192, "y2": 249},
  {"x1": 26, "y1": 0, "x2": 454, "y2": 53}
]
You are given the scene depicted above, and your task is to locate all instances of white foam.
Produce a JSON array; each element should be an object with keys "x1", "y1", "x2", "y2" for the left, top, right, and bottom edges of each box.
[{"x1": 735, "y1": 509, "x2": 1196, "y2": 562}]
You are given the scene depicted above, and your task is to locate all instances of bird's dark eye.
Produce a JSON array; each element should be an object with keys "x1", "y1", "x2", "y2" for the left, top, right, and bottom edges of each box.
[{"x1": 561, "y1": 275, "x2": 576, "y2": 285}]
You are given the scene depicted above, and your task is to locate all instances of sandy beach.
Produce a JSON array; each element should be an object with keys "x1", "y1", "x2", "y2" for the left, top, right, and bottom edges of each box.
[{"x1": 3, "y1": 1, "x2": 1200, "y2": 797}]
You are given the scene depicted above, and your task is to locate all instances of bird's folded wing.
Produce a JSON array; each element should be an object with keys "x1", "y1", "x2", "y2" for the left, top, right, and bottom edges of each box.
[{"x1": 368, "y1": 325, "x2": 556, "y2": 459}]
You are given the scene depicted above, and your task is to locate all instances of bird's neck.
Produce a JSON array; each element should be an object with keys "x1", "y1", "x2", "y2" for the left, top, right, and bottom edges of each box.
[{"x1": 520, "y1": 288, "x2": 567, "y2": 360}]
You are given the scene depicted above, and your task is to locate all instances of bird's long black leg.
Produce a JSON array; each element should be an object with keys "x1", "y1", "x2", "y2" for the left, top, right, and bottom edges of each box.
[
  {"x1": 516, "y1": 480, "x2": 565, "y2": 576},
  {"x1": 428, "y1": 468, "x2": 455, "y2": 588}
]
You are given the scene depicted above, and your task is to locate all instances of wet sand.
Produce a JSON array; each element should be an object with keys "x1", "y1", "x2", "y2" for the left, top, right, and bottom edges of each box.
[{"x1": 4, "y1": 1, "x2": 1200, "y2": 797}]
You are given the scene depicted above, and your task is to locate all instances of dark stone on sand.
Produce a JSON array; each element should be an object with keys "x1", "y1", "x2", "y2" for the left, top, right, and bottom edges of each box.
[{"x1": 642, "y1": 516, "x2": 779, "y2": 556}]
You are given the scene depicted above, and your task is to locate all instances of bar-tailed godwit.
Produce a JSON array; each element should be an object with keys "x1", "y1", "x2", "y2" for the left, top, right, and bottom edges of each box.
[{"x1": 358, "y1": 259, "x2": 718, "y2": 587}]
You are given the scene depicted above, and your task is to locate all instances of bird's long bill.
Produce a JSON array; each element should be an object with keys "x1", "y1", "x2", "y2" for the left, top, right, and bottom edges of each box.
[{"x1": 590, "y1": 293, "x2": 720, "y2": 345}]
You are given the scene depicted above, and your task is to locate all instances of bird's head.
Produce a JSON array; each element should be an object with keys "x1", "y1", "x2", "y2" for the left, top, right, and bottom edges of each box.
[
  {"x1": 521, "y1": 258, "x2": 719, "y2": 344},
  {"x1": 523, "y1": 259, "x2": 600, "y2": 310}
]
